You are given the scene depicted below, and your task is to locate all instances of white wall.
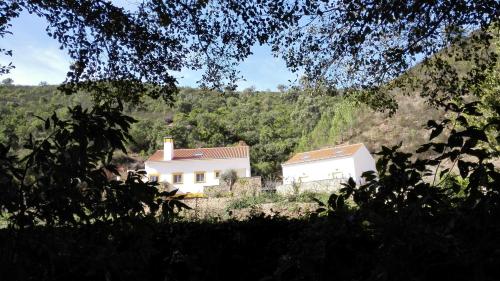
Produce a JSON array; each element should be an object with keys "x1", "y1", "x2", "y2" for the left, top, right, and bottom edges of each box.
[
  {"x1": 145, "y1": 157, "x2": 251, "y2": 193},
  {"x1": 282, "y1": 157, "x2": 356, "y2": 185},
  {"x1": 352, "y1": 146, "x2": 377, "y2": 184},
  {"x1": 276, "y1": 179, "x2": 344, "y2": 195}
]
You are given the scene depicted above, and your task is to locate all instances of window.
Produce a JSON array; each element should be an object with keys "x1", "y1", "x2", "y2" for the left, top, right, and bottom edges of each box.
[
  {"x1": 172, "y1": 173, "x2": 183, "y2": 184},
  {"x1": 195, "y1": 172, "x2": 205, "y2": 183},
  {"x1": 149, "y1": 175, "x2": 158, "y2": 182},
  {"x1": 214, "y1": 170, "x2": 221, "y2": 179}
]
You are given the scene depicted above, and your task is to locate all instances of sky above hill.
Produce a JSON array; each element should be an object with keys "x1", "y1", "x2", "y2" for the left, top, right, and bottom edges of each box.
[{"x1": 0, "y1": 9, "x2": 298, "y2": 91}]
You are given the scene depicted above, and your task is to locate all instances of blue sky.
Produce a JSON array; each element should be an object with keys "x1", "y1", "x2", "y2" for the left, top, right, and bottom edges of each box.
[{"x1": 0, "y1": 10, "x2": 298, "y2": 91}]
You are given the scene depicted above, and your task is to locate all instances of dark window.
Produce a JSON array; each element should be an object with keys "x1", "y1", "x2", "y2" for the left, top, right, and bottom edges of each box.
[
  {"x1": 173, "y1": 174, "x2": 183, "y2": 184},
  {"x1": 195, "y1": 172, "x2": 205, "y2": 183}
]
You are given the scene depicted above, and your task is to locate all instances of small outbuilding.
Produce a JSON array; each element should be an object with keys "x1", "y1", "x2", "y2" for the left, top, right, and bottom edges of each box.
[{"x1": 281, "y1": 143, "x2": 376, "y2": 186}]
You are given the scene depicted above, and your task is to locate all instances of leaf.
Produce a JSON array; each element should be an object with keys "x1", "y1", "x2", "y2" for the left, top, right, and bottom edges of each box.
[
  {"x1": 414, "y1": 159, "x2": 429, "y2": 171},
  {"x1": 439, "y1": 168, "x2": 450, "y2": 179},
  {"x1": 44, "y1": 118, "x2": 50, "y2": 130},
  {"x1": 173, "y1": 200, "x2": 191, "y2": 210},
  {"x1": 51, "y1": 112, "x2": 59, "y2": 124},
  {"x1": 327, "y1": 194, "x2": 339, "y2": 210},
  {"x1": 427, "y1": 120, "x2": 438, "y2": 128},
  {"x1": 470, "y1": 129, "x2": 488, "y2": 142},
  {"x1": 455, "y1": 115, "x2": 468, "y2": 126},
  {"x1": 361, "y1": 170, "x2": 377, "y2": 181},
  {"x1": 458, "y1": 160, "x2": 469, "y2": 179},
  {"x1": 315, "y1": 207, "x2": 326, "y2": 213},
  {"x1": 416, "y1": 143, "x2": 432, "y2": 153},
  {"x1": 463, "y1": 138, "x2": 478, "y2": 150},
  {"x1": 430, "y1": 125, "x2": 443, "y2": 140},
  {"x1": 347, "y1": 177, "x2": 356, "y2": 188},
  {"x1": 380, "y1": 145, "x2": 392, "y2": 155},
  {"x1": 160, "y1": 189, "x2": 179, "y2": 197},
  {"x1": 463, "y1": 102, "x2": 482, "y2": 116},
  {"x1": 447, "y1": 133, "x2": 463, "y2": 147},
  {"x1": 467, "y1": 149, "x2": 489, "y2": 160},
  {"x1": 432, "y1": 143, "x2": 446, "y2": 153},
  {"x1": 308, "y1": 196, "x2": 324, "y2": 206},
  {"x1": 445, "y1": 102, "x2": 460, "y2": 112},
  {"x1": 337, "y1": 195, "x2": 346, "y2": 209}
]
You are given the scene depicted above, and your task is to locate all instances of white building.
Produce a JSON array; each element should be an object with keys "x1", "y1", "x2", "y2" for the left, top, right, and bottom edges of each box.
[
  {"x1": 281, "y1": 143, "x2": 376, "y2": 185},
  {"x1": 144, "y1": 137, "x2": 251, "y2": 194}
]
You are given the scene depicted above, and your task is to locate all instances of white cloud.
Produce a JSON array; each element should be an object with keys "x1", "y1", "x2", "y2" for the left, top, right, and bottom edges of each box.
[
  {"x1": 0, "y1": 11, "x2": 70, "y2": 85},
  {"x1": 1, "y1": 45, "x2": 70, "y2": 85}
]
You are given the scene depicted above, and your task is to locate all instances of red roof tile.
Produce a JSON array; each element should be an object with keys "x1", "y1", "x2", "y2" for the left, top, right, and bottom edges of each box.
[
  {"x1": 147, "y1": 146, "x2": 249, "y2": 162},
  {"x1": 283, "y1": 143, "x2": 364, "y2": 165}
]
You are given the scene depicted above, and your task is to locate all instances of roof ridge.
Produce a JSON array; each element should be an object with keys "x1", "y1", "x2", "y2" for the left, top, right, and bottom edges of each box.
[
  {"x1": 297, "y1": 143, "x2": 363, "y2": 154},
  {"x1": 156, "y1": 146, "x2": 244, "y2": 152},
  {"x1": 175, "y1": 146, "x2": 243, "y2": 151},
  {"x1": 283, "y1": 143, "x2": 365, "y2": 166},
  {"x1": 146, "y1": 146, "x2": 248, "y2": 162}
]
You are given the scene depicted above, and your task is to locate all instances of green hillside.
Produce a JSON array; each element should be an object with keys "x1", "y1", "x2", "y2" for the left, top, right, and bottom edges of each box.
[{"x1": 0, "y1": 84, "x2": 444, "y2": 178}]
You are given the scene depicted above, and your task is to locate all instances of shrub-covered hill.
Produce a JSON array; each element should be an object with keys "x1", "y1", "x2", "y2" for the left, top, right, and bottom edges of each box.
[{"x1": 0, "y1": 84, "x2": 443, "y2": 178}]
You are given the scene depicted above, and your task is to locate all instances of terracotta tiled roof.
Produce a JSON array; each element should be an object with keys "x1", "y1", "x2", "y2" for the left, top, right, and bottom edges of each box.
[
  {"x1": 283, "y1": 143, "x2": 364, "y2": 165},
  {"x1": 147, "y1": 146, "x2": 249, "y2": 162}
]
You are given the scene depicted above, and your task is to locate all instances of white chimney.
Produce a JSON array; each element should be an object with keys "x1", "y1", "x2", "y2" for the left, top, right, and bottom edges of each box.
[{"x1": 163, "y1": 137, "x2": 174, "y2": 161}]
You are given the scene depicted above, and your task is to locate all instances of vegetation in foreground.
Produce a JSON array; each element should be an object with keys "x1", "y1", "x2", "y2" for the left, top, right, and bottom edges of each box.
[{"x1": 1, "y1": 96, "x2": 498, "y2": 280}]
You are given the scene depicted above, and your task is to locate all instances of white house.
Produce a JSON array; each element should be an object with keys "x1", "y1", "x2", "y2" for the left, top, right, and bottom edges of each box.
[
  {"x1": 144, "y1": 137, "x2": 251, "y2": 194},
  {"x1": 281, "y1": 143, "x2": 376, "y2": 185}
]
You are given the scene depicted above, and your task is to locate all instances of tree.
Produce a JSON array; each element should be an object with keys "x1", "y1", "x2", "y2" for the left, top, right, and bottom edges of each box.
[
  {"x1": 242, "y1": 86, "x2": 257, "y2": 95},
  {"x1": 264, "y1": 0, "x2": 499, "y2": 112},
  {"x1": 3, "y1": 1, "x2": 497, "y2": 108},
  {"x1": 276, "y1": 84, "x2": 287, "y2": 93},
  {"x1": 1, "y1": 78, "x2": 13, "y2": 85},
  {"x1": 221, "y1": 169, "x2": 238, "y2": 192},
  {"x1": 0, "y1": 0, "x2": 296, "y2": 103}
]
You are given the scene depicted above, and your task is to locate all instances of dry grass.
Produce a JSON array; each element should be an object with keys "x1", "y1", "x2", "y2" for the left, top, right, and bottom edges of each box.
[
  {"x1": 347, "y1": 95, "x2": 446, "y2": 156},
  {"x1": 178, "y1": 195, "x2": 322, "y2": 221}
]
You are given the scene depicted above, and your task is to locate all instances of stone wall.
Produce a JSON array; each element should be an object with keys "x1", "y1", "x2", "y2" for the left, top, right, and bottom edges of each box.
[
  {"x1": 204, "y1": 176, "x2": 262, "y2": 197},
  {"x1": 275, "y1": 178, "x2": 346, "y2": 195}
]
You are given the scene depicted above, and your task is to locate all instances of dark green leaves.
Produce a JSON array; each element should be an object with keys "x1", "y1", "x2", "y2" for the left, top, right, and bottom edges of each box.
[
  {"x1": 0, "y1": 104, "x2": 188, "y2": 228},
  {"x1": 457, "y1": 160, "x2": 469, "y2": 179},
  {"x1": 323, "y1": 99, "x2": 499, "y2": 240},
  {"x1": 427, "y1": 119, "x2": 444, "y2": 140},
  {"x1": 430, "y1": 125, "x2": 444, "y2": 140},
  {"x1": 447, "y1": 133, "x2": 463, "y2": 147}
]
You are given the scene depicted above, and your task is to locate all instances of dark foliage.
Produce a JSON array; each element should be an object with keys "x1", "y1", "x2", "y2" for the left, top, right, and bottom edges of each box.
[
  {"x1": 312, "y1": 100, "x2": 500, "y2": 281},
  {"x1": 267, "y1": 0, "x2": 500, "y2": 112},
  {"x1": 0, "y1": 104, "x2": 189, "y2": 229},
  {"x1": 0, "y1": 100, "x2": 498, "y2": 280}
]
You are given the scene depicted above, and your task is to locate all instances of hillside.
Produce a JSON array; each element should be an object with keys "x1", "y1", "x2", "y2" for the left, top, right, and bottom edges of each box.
[
  {"x1": 0, "y1": 84, "x2": 444, "y2": 178},
  {"x1": 6, "y1": 29, "x2": 500, "y2": 178}
]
